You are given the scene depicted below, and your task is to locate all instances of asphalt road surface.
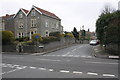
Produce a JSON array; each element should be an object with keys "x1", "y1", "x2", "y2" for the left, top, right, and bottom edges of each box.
[{"x1": 1, "y1": 44, "x2": 118, "y2": 78}]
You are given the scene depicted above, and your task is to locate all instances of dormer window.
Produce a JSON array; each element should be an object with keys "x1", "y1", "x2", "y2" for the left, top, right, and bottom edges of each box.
[
  {"x1": 19, "y1": 13, "x2": 23, "y2": 18},
  {"x1": 31, "y1": 10, "x2": 35, "y2": 16}
]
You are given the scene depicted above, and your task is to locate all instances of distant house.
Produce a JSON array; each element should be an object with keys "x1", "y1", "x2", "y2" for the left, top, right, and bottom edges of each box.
[
  {"x1": 0, "y1": 14, "x2": 15, "y2": 33},
  {"x1": 13, "y1": 5, "x2": 63, "y2": 39},
  {"x1": 14, "y1": 8, "x2": 29, "y2": 38}
]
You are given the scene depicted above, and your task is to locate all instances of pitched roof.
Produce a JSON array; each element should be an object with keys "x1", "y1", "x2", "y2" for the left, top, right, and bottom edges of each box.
[
  {"x1": 33, "y1": 6, "x2": 60, "y2": 20},
  {"x1": 2, "y1": 14, "x2": 15, "y2": 19},
  {"x1": 21, "y1": 8, "x2": 29, "y2": 14},
  {"x1": 14, "y1": 8, "x2": 29, "y2": 18}
]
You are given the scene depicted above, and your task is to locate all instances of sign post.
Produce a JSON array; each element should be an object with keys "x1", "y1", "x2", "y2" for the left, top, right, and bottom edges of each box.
[{"x1": 35, "y1": 35, "x2": 40, "y2": 53}]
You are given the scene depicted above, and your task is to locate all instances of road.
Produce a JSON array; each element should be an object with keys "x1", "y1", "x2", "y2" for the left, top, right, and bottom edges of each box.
[{"x1": 1, "y1": 44, "x2": 118, "y2": 78}]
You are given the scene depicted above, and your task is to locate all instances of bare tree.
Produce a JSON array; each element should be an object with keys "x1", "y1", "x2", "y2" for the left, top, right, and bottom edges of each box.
[{"x1": 102, "y1": 4, "x2": 115, "y2": 14}]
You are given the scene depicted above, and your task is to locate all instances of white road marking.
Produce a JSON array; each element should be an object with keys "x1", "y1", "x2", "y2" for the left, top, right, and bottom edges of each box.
[
  {"x1": 60, "y1": 70, "x2": 70, "y2": 73},
  {"x1": 103, "y1": 74, "x2": 115, "y2": 77},
  {"x1": 109, "y1": 56, "x2": 119, "y2": 58},
  {"x1": 85, "y1": 61, "x2": 118, "y2": 65},
  {"x1": 38, "y1": 68, "x2": 47, "y2": 70},
  {"x1": 29, "y1": 67, "x2": 37, "y2": 69},
  {"x1": 48, "y1": 69, "x2": 54, "y2": 72},
  {"x1": 2, "y1": 66, "x2": 26, "y2": 75},
  {"x1": 73, "y1": 71, "x2": 83, "y2": 74},
  {"x1": 13, "y1": 65, "x2": 20, "y2": 67},
  {"x1": 20, "y1": 66, "x2": 27, "y2": 69},
  {"x1": 62, "y1": 55, "x2": 66, "y2": 57},
  {"x1": 8, "y1": 65, "x2": 15, "y2": 68},
  {"x1": 87, "y1": 72, "x2": 98, "y2": 75},
  {"x1": 5, "y1": 69, "x2": 20, "y2": 74},
  {"x1": 6, "y1": 64, "x2": 12, "y2": 66}
]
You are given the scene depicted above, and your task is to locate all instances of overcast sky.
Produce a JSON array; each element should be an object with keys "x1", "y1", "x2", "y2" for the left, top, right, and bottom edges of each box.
[{"x1": 0, "y1": 0, "x2": 119, "y2": 32}]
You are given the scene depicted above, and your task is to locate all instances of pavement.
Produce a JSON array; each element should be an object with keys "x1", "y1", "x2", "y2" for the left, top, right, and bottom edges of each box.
[{"x1": 93, "y1": 45, "x2": 120, "y2": 59}]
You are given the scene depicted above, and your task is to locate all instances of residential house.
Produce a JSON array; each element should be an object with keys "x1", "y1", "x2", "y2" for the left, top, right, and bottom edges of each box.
[
  {"x1": 0, "y1": 14, "x2": 15, "y2": 32},
  {"x1": 2, "y1": 5, "x2": 63, "y2": 39},
  {"x1": 27, "y1": 5, "x2": 63, "y2": 39},
  {"x1": 14, "y1": 8, "x2": 29, "y2": 38},
  {"x1": 14, "y1": 5, "x2": 63, "y2": 39}
]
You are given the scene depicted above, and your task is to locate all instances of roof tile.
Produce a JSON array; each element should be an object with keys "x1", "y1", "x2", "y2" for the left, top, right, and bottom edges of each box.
[{"x1": 34, "y1": 6, "x2": 60, "y2": 19}]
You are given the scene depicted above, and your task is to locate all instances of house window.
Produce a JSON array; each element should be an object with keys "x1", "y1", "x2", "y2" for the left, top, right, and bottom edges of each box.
[
  {"x1": 45, "y1": 20, "x2": 49, "y2": 27},
  {"x1": 22, "y1": 33, "x2": 24, "y2": 37},
  {"x1": 19, "y1": 24, "x2": 23, "y2": 28},
  {"x1": 19, "y1": 33, "x2": 21, "y2": 38},
  {"x1": 31, "y1": 19, "x2": 37, "y2": 27},
  {"x1": 34, "y1": 31, "x2": 37, "y2": 34},
  {"x1": 31, "y1": 31, "x2": 34, "y2": 35},
  {"x1": 19, "y1": 21, "x2": 23, "y2": 28},
  {"x1": 18, "y1": 32, "x2": 24, "y2": 38},
  {"x1": 45, "y1": 30, "x2": 49, "y2": 37},
  {"x1": 31, "y1": 10, "x2": 35, "y2": 16},
  {"x1": 56, "y1": 22, "x2": 59, "y2": 29},
  {"x1": 19, "y1": 13, "x2": 23, "y2": 18}
]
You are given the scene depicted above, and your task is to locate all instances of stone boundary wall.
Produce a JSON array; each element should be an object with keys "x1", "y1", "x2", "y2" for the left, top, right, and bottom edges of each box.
[{"x1": 2, "y1": 38, "x2": 76, "y2": 53}]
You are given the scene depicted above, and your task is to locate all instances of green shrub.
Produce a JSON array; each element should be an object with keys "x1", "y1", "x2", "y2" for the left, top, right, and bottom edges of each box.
[
  {"x1": 2, "y1": 31, "x2": 14, "y2": 45},
  {"x1": 15, "y1": 37, "x2": 29, "y2": 42},
  {"x1": 65, "y1": 33, "x2": 74, "y2": 38},
  {"x1": 41, "y1": 36, "x2": 60, "y2": 44},
  {"x1": 21, "y1": 41, "x2": 34, "y2": 45}
]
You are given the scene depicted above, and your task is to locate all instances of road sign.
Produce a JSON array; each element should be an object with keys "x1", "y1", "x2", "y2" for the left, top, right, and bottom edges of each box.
[{"x1": 35, "y1": 35, "x2": 40, "y2": 39}]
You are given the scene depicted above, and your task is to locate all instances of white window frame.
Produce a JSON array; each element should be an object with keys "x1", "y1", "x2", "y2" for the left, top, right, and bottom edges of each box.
[
  {"x1": 56, "y1": 22, "x2": 59, "y2": 29},
  {"x1": 45, "y1": 30, "x2": 49, "y2": 37},
  {"x1": 18, "y1": 32, "x2": 21, "y2": 38},
  {"x1": 45, "y1": 20, "x2": 49, "y2": 27},
  {"x1": 22, "y1": 32, "x2": 24, "y2": 37},
  {"x1": 31, "y1": 19, "x2": 37, "y2": 27},
  {"x1": 18, "y1": 32, "x2": 24, "y2": 38}
]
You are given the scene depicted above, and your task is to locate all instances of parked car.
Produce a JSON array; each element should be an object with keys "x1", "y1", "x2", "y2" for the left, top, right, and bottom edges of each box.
[{"x1": 89, "y1": 40, "x2": 99, "y2": 45}]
